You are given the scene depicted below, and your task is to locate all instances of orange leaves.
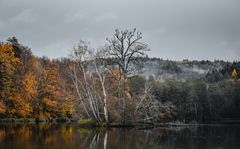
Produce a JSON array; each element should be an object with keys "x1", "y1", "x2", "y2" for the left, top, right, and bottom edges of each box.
[
  {"x1": 0, "y1": 43, "x2": 20, "y2": 117},
  {"x1": 40, "y1": 63, "x2": 64, "y2": 116},
  {"x1": 0, "y1": 41, "x2": 74, "y2": 118},
  {"x1": 0, "y1": 43, "x2": 20, "y2": 74},
  {"x1": 18, "y1": 103, "x2": 33, "y2": 118},
  {"x1": 0, "y1": 43, "x2": 20, "y2": 90},
  {"x1": 4, "y1": 72, "x2": 37, "y2": 118},
  {"x1": 22, "y1": 72, "x2": 37, "y2": 101},
  {"x1": 0, "y1": 43, "x2": 15, "y2": 61},
  {"x1": 42, "y1": 98, "x2": 58, "y2": 109},
  {"x1": 0, "y1": 43, "x2": 37, "y2": 118},
  {"x1": 44, "y1": 64, "x2": 64, "y2": 98},
  {"x1": 0, "y1": 101, "x2": 6, "y2": 114},
  {"x1": 6, "y1": 92, "x2": 33, "y2": 117}
]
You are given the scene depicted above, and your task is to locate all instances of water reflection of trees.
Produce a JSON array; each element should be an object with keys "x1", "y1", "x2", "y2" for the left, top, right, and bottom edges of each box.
[
  {"x1": 0, "y1": 125, "x2": 240, "y2": 149},
  {"x1": 0, "y1": 129, "x2": 5, "y2": 143}
]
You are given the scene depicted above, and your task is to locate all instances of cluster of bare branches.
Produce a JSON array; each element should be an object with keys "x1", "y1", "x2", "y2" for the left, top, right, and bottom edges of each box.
[
  {"x1": 106, "y1": 28, "x2": 149, "y2": 77},
  {"x1": 68, "y1": 29, "x2": 150, "y2": 125},
  {"x1": 133, "y1": 81, "x2": 176, "y2": 123},
  {"x1": 68, "y1": 41, "x2": 109, "y2": 124},
  {"x1": 105, "y1": 28, "x2": 149, "y2": 124}
]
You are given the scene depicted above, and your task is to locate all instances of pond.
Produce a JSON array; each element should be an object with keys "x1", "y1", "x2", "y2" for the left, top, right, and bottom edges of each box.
[{"x1": 0, "y1": 124, "x2": 239, "y2": 149}]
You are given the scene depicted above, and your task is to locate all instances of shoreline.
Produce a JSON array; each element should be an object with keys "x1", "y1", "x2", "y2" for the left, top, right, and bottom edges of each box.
[{"x1": 1, "y1": 118, "x2": 240, "y2": 128}]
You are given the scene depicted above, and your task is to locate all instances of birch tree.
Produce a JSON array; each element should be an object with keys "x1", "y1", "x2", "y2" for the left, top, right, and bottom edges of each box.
[
  {"x1": 69, "y1": 41, "x2": 101, "y2": 122},
  {"x1": 69, "y1": 41, "x2": 110, "y2": 124},
  {"x1": 93, "y1": 49, "x2": 109, "y2": 124}
]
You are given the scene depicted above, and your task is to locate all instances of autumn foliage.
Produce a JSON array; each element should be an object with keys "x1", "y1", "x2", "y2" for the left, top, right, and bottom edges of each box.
[
  {"x1": 1, "y1": 35, "x2": 239, "y2": 125},
  {"x1": 0, "y1": 38, "x2": 73, "y2": 119}
]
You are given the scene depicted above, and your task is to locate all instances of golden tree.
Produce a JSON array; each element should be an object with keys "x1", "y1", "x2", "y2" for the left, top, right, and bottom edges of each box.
[
  {"x1": 232, "y1": 68, "x2": 238, "y2": 78},
  {"x1": 0, "y1": 43, "x2": 20, "y2": 116}
]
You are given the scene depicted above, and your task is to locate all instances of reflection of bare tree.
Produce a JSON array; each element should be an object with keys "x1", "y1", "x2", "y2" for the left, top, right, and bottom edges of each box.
[
  {"x1": 1, "y1": 124, "x2": 239, "y2": 149},
  {"x1": 89, "y1": 129, "x2": 108, "y2": 149},
  {"x1": 103, "y1": 131, "x2": 108, "y2": 149},
  {"x1": 90, "y1": 129, "x2": 100, "y2": 149},
  {"x1": 77, "y1": 129, "x2": 89, "y2": 146}
]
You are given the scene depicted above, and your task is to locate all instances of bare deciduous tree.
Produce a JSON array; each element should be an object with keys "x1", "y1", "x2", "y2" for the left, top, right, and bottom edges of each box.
[
  {"x1": 106, "y1": 28, "x2": 149, "y2": 78},
  {"x1": 93, "y1": 49, "x2": 110, "y2": 124},
  {"x1": 106, "y1": 28, "x2": 149, "y2": 125},
  {"x1": 69, "y1": 41, "x2": 110, "y2": 124},
  {"x1": 69, "y1": 41, "x2": 101, "y2": 122}
]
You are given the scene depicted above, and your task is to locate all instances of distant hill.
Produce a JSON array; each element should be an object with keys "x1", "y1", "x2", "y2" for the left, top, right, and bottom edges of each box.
[{"x1": 138, "y1": 58, "x2": 240, "y2": 82}]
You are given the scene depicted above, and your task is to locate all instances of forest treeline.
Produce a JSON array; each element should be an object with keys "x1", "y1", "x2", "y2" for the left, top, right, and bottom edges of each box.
[{"x1": 0, "y1": 29, "x2": 240, "y2": 125}]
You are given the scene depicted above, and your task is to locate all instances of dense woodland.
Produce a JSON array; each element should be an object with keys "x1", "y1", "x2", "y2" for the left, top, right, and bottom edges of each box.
[{"x1": 0, "y1": 29, "x2": 240, "y2": 125}]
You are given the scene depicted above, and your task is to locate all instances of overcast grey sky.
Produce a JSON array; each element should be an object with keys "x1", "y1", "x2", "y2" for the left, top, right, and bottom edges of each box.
[{"x1": 0, "y1": 0, "x2": 240, "y2": 61}]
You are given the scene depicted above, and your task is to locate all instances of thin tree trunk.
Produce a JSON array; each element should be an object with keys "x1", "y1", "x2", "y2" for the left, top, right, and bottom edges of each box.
[
  {"x1": 71, "y1": 68, "x2": 90, "y2": 117},
  {"x1": 94, "y1": 62, "x2": 109, "y2": 124},
  {"x1": 102, "y1": 83, "x2": 109, "y2": 124}
]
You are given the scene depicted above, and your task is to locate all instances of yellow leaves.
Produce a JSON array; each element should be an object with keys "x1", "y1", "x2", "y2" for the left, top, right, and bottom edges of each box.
[
  {"x1": 0, "y1": 43, "x2": 13, "y2": 60},
  {"x1": 43, "y1": 64, "x2": 64, "y2": 98},
  {"x1": 42, "y1": 98, "x2": 58, "y2": 109},
  {"x1": 34, "y1": 62, "x2": 69, "y2": 118},
  {"x1": 110, "y1": 68, "x2": 122, "y2": 80},
  {"x1": 22, "y1": 72, "x2": 37, "y2": 100},
  {"x1": 7, "y1": 92, "x2": 33, "y2": 117},
  {"x1": 6, "y1": 108, "x2": 17, "y2": 117},
  {"x1": 0, "y1": 43, "x2": 21, "y2": 101},
  {"x1": 61, "y1": 126, "x2": 73, "y2": 143},
  {"x1": 38, "y1": 112, "x2": 51, "y2": 119},
  {"x1": 0, "y1": 43, "x2": 20, "y2": 74},
  {"x1": 0, "y1": 101, "x2": 6, "y2": 114},
  {"x1": 60, "y1": 94, "x2": 74, "y2": 118},
  {"x1": 232, "y1": 68, "x2": 238, "y2": 78},
  {"x1": 61, "y1": 103, "x2": 73, "y2": 118},
  {"x1": 18, "y1": 103, "x2": 33, "y2": 117},
  {"x1": 0, "y1": 43, "x2": 28, "y2": 117},
  {"x1": 0, "y1": 43, "x2": 74, "y2": 118}
]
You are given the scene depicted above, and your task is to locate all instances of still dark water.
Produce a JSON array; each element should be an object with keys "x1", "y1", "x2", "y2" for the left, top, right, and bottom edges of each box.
[{"x1": 0, "y1": 124, "x2": 240, "y2": 149}]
